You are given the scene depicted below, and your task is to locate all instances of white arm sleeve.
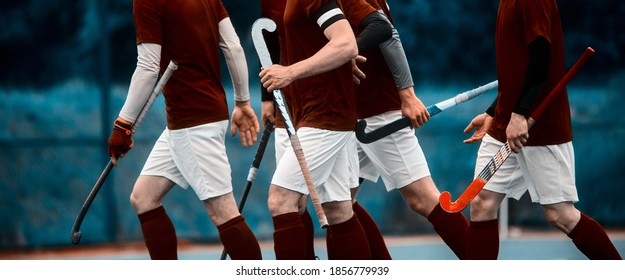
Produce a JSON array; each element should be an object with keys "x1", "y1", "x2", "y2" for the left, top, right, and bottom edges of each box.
[
  {"x1": 119, "y1": 43, "x2": 161, "y2": 122},
  {"x1": 219, "y1": 17, "x2": 250, "y2": 102}
]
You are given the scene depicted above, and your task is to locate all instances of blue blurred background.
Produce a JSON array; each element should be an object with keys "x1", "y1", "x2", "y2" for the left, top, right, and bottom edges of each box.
[{"x1": 1, "y1": 0, "x2": 623, "y2": 250}]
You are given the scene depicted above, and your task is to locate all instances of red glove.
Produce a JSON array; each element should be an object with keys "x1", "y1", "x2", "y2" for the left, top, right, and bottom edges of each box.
[{"x1": 108, "y1": 117, "x2": 133, "y2": 159}]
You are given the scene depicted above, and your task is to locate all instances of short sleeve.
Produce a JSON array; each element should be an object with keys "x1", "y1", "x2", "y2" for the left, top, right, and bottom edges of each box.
[
  {"x1": 308, "y1": 0, "x2": 346, "y2": 31},
  {"x1": 217, "y1": 0, "x2": 229, "y2": 21},
  {"x1": 519, "y1": 0, "x2": 553, "y2": 45},
  {"x1": 133, "y1": 0, "x2": 163, "y2": 45},
  {"x1": 341, "y1": 0, "x2": 376, "y2": 28}
]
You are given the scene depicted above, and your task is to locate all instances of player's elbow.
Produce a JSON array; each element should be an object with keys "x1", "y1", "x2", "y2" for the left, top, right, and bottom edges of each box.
[{"x1": 338, "y1": 38, "x2": 358, "y2": 62}]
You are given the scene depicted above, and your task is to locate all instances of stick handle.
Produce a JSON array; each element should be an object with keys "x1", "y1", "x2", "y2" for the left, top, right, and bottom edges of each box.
[
  {"x1": 273, "y1": 88, "x2": 328, "y2": 228},
  {"x1": 290, "y1": 136, "x2": 329, "y2": 228},
  {"x1": 248, "y1": 123, "x2": 274, "y2": 181},
  {"x1": 132, "y1": 61, "x2": 178, "y2": 133},
  {"x1": 528, "y1": 47, "x2": 595, "y2": 126}
]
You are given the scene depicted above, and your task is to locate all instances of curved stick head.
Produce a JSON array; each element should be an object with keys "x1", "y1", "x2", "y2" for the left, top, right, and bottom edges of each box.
[
  {"x1": 71, "y1": 231, "x2": 82, "y2": 245},
  {"x1": 439, "y1": 191, "x2": 468, "y2": 213},
  {"x1": 439, "y1": 191, "x2": 456, "y2": 212},
  {"x1": 251, "y1": 18, "x2": 278, "y2": 69},
  {"x1": 355, "y1": 120, "x2": 370, "y2": 143}
]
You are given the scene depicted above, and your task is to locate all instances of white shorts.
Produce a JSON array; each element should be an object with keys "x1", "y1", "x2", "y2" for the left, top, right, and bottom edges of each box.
[
  {"x1": 274, "y1": 128, "x2": 289, "y2": 164},
  {"x1": 476, "y1": 134, "x2": 578, "y2": 205},
  {"x1": 140, "y1": 121, "x2": 233, "y2": 201},
  {"x1": 271, "y1": 128, "x2": 356, "y2": 203},
  {"x1": 357, "y1": 110, "x2": 431, "y2": 191}
]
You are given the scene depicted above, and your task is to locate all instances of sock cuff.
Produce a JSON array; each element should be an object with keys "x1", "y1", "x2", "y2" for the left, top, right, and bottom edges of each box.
[
  {"x1": 470, "y1": 219, "x2": 498, "y2": 229},
  {"x1": 329, "y1": 213, "x2": 359, "y2": 234},
  {"x1": 273, "y1": 212, "x2": 303, "y2": 229},
  {"x1": 426, "y1": 203, "x2": 444, "y2": 222},
  {"x1": 352, "y1": 201, "x2": 365, "y2": 213},
  {"x1": 137, "y1": 206, "x2": 166, "y2": 223},
  {"x1": 217, "y1": 215, "x2": 245, "y2": 231},
  {"x1": 568, "y1": 212, "x2": 590, "y2": 239}
]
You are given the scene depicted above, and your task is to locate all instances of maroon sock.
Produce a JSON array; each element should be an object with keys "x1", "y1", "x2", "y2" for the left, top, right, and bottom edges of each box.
[
  {"x1": 326, "y1": 213, "x2": 371, "y2": 260},
  {"x1": 272, "y1": 212, "x2": 307, "y2": 260},
  {"x1": 218, "y1": 215, "x2": 262, "y2": 260},
  {"x1": 567, "y1": 213, "x2": 622, "y2": 260},
  {"x1": 353, "y1": 202, "x2": 392, "y2": 260},
  {"x1": 300, "y1": 209, "x2": 317, "y2": 260},
  {"x1": 137, "y1": 206, "x2": 178, "y2": 260},
  {"x1": 325, "y1": 227, "x2": 336, "y2": 260},
  {"x1": 427, "y1": 203, "x2": 469, "y2": 259},
  {"x1": 466, "y1": 219, "x2": 499, "y2": 260}
]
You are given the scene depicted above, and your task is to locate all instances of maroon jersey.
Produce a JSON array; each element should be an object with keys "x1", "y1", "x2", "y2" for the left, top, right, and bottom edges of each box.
[
  {"x1": 134, "y1": 0, "x2": 230, "y2": 129},
  {"x1": 283, "y1": 0, "x2": 357, "y2": 131},
  {"x1": 339, "y1": 0, "x2": 376, "y2": 28},
  {"x1": 344, "y1": 0, "x2": 402, "y2": 118},
  {"x1": 489, "y1": 0, "x2": 572, "y2": 145}
]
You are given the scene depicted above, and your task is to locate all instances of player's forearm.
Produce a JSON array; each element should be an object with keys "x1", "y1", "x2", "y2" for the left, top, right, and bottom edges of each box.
[
  {"x1": 119, "y1": 43, "x2": 161, "y2": 123},
  {"x1": 219, "y1": 17, "x2": 250, "y2": 102}
]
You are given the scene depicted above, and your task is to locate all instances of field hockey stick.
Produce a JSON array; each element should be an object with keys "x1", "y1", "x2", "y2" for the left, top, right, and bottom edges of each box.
[
  {"x1": 356, "y1": 81, "x2": 498, "y2": 144},
  {"x1": 439, "y1": 47, "x2": 595, "y2": 213},
  {"x1": 70, "y1": 61, "x2": 178, "y2": 245},
  {"x1": 220, "y1": 122, "x2": 274, "y2": 260},
  {"x1": 252, "y1": 17, "x2": 329, "y2": 228}
]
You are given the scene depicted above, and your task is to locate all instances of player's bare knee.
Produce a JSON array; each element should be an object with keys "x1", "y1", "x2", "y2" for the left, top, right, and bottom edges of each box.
[
  {"x1": 297, "y1": 197, "x2": 308, "y2": 215},
  {"x1": 322, "y1": 201, "x2": 353, "y2": 225},
  {"x1": 404, "y1": 198, "x2": 429, "y2": 216},
  {"x1": 129, "y1": 191, "x2": 159, "y2": 214},
  {"x1": 469, "y1": 194, "x2": 500, "y2": 221},
  {"x1": 399, "y1": 178, "x2": 439, "y2": 216},
  {"x1": 267, "y1": 195, "x2": 298, "y2": 217},
  {"x1": 543, "y1": 210, "x2": 571, "y2": 232},
  {"x1": 541, "y1": 203, "x2": 580, "y2": 233}
]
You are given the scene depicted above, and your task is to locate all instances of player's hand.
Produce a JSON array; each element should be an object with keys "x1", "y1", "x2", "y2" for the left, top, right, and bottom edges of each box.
[
  {"x1": 399, "y1": 87, "x2": 429, "y2": 128},
  {"x1": 463, "y1": 113, "x2": 493, "y2": 144},
  {"x1": 261, "y1": 101, "x2": 276, "y2": 128},
  {"x1": 506, "y1": 112, "x2": 529, "y2": 153},
  {"x1": 231, "y1": 100, "x2": 260, "y2": 147},
  {"x1": 108, "y1": 117, "x2": 134, "y2": 166},
  {"x1": 351, "y1": 55, "x2": 367, "y2": 85},
  {"x1": 259, "y1": 64, "x2": 293, "y2": 92}
]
